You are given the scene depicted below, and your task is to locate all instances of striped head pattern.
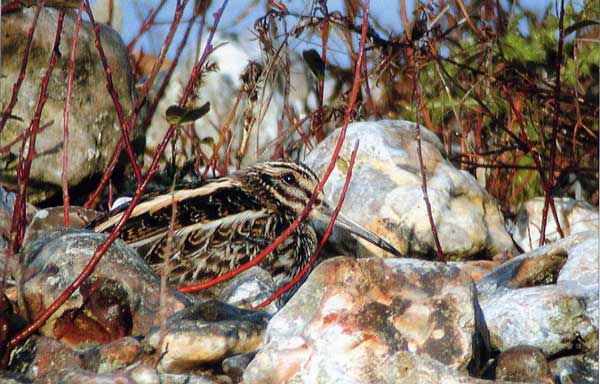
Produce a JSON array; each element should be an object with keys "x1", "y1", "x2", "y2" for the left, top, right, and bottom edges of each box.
[{"x1": 238, "y1": 161, "x2": 327, "y2": 221}]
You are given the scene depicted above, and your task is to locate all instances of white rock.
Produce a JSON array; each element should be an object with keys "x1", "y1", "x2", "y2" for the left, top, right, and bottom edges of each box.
[
  {"x1": 243, "y1": 257, "x2": 490, "y2": 383},
  {"x1": 477, "y1": 232, "x2": 598, "y2": 355},
  {"x1": 304, "y1": 120, "x2": 514, "y2": 260},
  {"x1": 480, "y1": 284, "x2": 596, "y2": 355},
  {"x1": 510, "y1": 197, "x2": 598, "y2": 252}
]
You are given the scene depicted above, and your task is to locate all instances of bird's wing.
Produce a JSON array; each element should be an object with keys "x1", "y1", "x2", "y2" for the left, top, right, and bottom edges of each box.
[
  {"x1": 145, "y1": 213, "x2": 308, "y2": 287},
  {"x1": 90, "y1": 178, "x2": 263, "y2": 248}
]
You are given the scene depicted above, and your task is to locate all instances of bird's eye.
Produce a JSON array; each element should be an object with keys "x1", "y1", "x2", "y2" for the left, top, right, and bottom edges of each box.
[{"x1": 281, "y1": 173, "x2": 296, "y2": 185}]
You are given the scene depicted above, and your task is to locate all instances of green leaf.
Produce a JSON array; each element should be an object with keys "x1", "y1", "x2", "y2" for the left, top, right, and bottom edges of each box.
[{"x1": 165, "y1": 102, "x2": 210, "y2": 126}]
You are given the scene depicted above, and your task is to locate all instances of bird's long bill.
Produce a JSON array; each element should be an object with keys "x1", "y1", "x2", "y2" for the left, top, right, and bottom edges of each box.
[{"x1": 316, "y1": 203, "x2": 402, "y2": 257}]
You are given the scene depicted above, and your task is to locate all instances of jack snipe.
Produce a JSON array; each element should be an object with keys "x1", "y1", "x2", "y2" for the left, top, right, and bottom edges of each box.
[{"x1": 91, "y1": 162, "x2": 400, "y2": 288}]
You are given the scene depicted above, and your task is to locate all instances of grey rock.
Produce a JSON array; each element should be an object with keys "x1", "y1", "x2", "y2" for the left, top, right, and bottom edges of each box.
[
  {"x1": 477, "y1": 232, "x2": 598, "y2": 356},
  {"x1": 510, "y1": 197, "x2": 598, "y2": 252},
  {"x1": 494, "y1": 345, "x2": 551, "y2": 383},
  {"x1": 23, "y1": 205, "x2": 102, "y2": 245},
  {"x1": 16, "y1": 229, "x2": 190, "y2": 347},
  {"x1": 481, "y1": 284, "x2": 596, "y2": 356},
  {"x1": 1, "y1": 7, "x2": 140, "y2": 198},
  {"x1": 9, "y1": 336, "x2": 84, "y2": 381},
  {"x1": 221, "y1": 352, "x2": 255, "y2": 383},
  {"x1": 36, "y1": 368, "x2": 135, "y2": 384},
  {"x1": 145, "y1": 300, "x2": 269, "y2": 373},
  {"x1": 304, "y1": 120, "x2": 514, "y2": 260},
  {"x1": 215, "y1": 266, "x2": 281, "y2": 314},
  {"x1": 0, "y1": 372, "x2": 31, "y2": 384},
  {"x1": 157, "y1": 373, "x2": 232, "y2": 384},
  {"x1": 549, "y1": 354, "x2": 598, "y2": 384},
  {"x1": 128, "y1": 365, "x2": 160, "y2": 384}
]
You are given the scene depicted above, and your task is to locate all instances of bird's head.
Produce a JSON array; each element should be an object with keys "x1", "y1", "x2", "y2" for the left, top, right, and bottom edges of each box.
[{"x1": 242, "y1": 161, "x2": 401, "y2": 257}]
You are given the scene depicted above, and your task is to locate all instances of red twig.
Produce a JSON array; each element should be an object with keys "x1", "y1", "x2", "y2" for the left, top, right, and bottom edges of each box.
[
  {"x1": 0, "y1": 1, "x2": 44, "y2": 134},
  {"x1": 179, "y1": 0, "x2": 371, "y2": 295},
  {"x1": 61, "y1": 0, "x2": 85, "y2": 226},
  {"x1": 361, "y1": 49, "x2": 379, "y2": 118},
  {"x1": 254, "y1": 141, "x2": 360, "y2": 309},
  {"x1": 9, "y1": 8, "x2": 65, "y2": 253},
  {"x1": 0, "y1": 120, "x2": 53, "y2": 154},
  {"x1": 412, "y1": 62, "x2": 446, "y2": 263},
  {"x1": 83, "y1": 0, "x2": 142, "y2": 185},
  {"x1": 126, "y1": 1, "x2": 169, "y2": 53},
  {"x1": 539, "y1": 0, "x2": 566, "y2": 245},
  {"x1": 313, "y1": 10, "x2": 329, "y2": 142},
  {"x1": 5, "y1": 0, "x2": 230, "y2": 356},
  {"x1": 203, "y1": 90, "x2": 244, "y2": 177},
  {"x1": 132, "y1": 0, "x2": 188, "y2": 123},
  {"x1": 84, "y1": 2, "x2": 194, "y2": 209},
  {"x1": 1, "y1": 1, "x2": 26, "y2": 13},
  {"x1": 504, "y1": 90, "x2": 564, "y2": 244}
]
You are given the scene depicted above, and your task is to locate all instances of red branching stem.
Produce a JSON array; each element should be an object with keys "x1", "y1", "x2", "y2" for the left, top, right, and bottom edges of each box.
[
  {"x1": 314, "y1": 16, "x2": 328, "y2": 142},
  {"x1": 203, "y1": 91, "x2": 244, "y2": 177},
  {"x1": 179, "y1": 0, "x2": 370, "y2": 295},
  {"x1": 504, "y1": 90, "x2": 564, "y2": 244},
  {"x1": 61, "y1": 0, "x2": 85, "y2": 226},
  {"x1": 9, "y1": 8, "x2": 66, "y2": 253},
  {"x1": 362, "y1": 50, "x2": 379, "y2": 118},
  {"x1": 0, "y1": 1, "x2": 44, "y2": 134},
  {"x1": 254, "y1": 141, "x2": 360, "y2": 309},
  {"x1": 84, "y1": 3, "x2": 195, "y2": 209},
  {"x1": 539, "y1": 0, "x2": 566, "y2": 245},
  {"x1": 6, "y1": 0, "x2": 230, "y2": 355},
  {"x1": 1, "y1": 1, "x2": 25, "y2": 13},
  {"x1": 131, "y1": 0, "x2": 188, "y2": 122},
  {"x1": 0, "y1": 120, "x2": 53, "y2": 154},
  {"x1": 83, "y1": 0, "x2": 142, "y2": 185},
  {"x1": 126, "y1": 1, "x2": 169, "y2": 53},
  {"x1": 412, "y1": 62, "x2": 446, "y2": 263}
]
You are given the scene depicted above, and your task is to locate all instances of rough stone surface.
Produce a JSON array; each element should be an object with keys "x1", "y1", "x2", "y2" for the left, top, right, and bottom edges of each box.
[
  {"x1": 244, "y1": 257, "x2": 489, "y2": 383},
  {"x1": 214, "y1": 266, "x2": 281, "y2": 314},
  {"x1": 158, "y1": 373, "x2": 232, "y2": 384},
  {"x1": 481, "y1": 284, "x2": 597, "y2": 356},
  {"x1": 128, "y1": 365, "x2": 161, "y2": 384},
  {"x1": 304, "y1": 120, "x2": 514, "y2": 260},
  {"x1": 23, "y1": 206, "x2": 102, "y2": 245},
  {"x1": 477, "y1": 232, "x2": 598, "y2": 356},
  {"x1": 16, "y1": 229, "x2": 190, "y2": 348},
  {"x1": 1, "y1": 7, "x2": 140, "y2": 196},
  {"x1": 494, "y1": 345, "x2": 551, "y2": 383},
  {"x1": 477, "y1": 232, "x2": 596, "y2": 302},
  {"x1": 557, "y1": 234, "x2": 599, "y2": 328},
  {"x1": 222, "y1": 352, "x2": 255, "y2": 383},
  {"x1": 0, "y1": 373, "x2": 30, "y2": 384},
  {"x1": 449, "y1": 260, "x2": 499, "y2": 283},
  {"x1": 510, "y1": 197, "x2": 599, "y2": 252},
  {"x1": 247, "y1": 348, "x2": 493, "y2": 384},
  {"x1": 145, "y1": 300, "x2": 269, "y2": 373},
  {"x1": 9, "y1": 336, "x2": 84, "y2": 381},
  {"x1": 35, "y1": 368, "x2": 135, "y2": 384},
  {"x1": 85, "y1": 336, "x2": 143, "y2": 373},
  {"x1": 549, "y1": 354, "x2": 598, "y2": 384}
]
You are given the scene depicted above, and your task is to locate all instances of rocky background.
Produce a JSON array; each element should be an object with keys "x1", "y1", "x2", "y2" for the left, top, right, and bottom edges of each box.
[{"x1": 0, "y1": 2, "x2": 598, "y2": 384}]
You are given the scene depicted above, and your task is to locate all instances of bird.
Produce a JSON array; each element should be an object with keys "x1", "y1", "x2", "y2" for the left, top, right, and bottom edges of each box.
[{"x1": 91, "y1": 161, "x2": 401, "y2": 289}]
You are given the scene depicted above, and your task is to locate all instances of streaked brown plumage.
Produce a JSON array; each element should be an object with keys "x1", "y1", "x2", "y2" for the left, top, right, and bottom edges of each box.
[{"x1": 91, "y1": 162, "x2": 400, "y2": 288}]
